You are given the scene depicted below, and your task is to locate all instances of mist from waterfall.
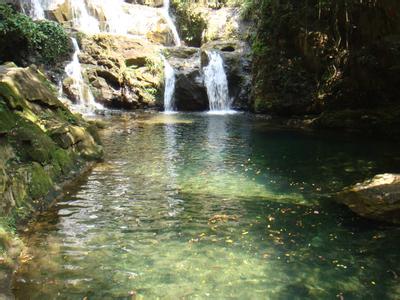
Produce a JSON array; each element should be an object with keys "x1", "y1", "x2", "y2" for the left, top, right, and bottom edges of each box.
[
  {"x1": 65, "y1": 38, "x2": 103, "y2": 114},
  {"x1": 203, "y1": 51, "x2": 234, "y2": 114},
  {"x1": 162, "y1": 57, "x2": 176, "y2": 113},
  {"x1": 162, "y1": 0, "x2": 181, "y2": 46}
]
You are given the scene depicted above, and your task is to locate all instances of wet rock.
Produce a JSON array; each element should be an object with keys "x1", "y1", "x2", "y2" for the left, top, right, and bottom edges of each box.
[
  {"x1": 164, "y1": 47, "x2": 208, "y2": 111},
  {"x1": 337, "y1": 173, "x2": 400, "y2": 224}
]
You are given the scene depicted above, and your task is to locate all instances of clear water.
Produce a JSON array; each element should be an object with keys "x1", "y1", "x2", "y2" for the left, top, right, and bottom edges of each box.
[{"x1": 13, "y1": 113, "x2": 400, "y2": 299}]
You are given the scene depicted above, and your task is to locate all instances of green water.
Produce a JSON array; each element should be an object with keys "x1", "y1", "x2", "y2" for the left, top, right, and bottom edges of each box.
[{"x1": 13, "y1": 113, "x2": 400, "y2": 299}]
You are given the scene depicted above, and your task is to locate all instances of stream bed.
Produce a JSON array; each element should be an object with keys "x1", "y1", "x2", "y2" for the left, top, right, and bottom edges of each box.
[{"x1": 13, "y1": 113, "x2": 400, "y2": 299}]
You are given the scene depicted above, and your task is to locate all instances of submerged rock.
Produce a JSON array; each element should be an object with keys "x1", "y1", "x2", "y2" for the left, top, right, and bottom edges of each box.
[{"x1": 337, "y1": 174, "x2": 400, "y2": 224}]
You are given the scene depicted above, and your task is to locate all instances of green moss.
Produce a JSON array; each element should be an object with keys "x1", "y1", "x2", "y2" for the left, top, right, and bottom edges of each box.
[
  {"x1": 29, "y1": 162, "x2": 53, "y2": 199},
  {"x1": 0, "y1": 81, "x2": 25, "y2": 111},
  {"x1": 51, "y1": 148, "x2": 74, "y2": 176},
  {"x1": 11, "y1": 118, "x2": 57, "y2": 164}
]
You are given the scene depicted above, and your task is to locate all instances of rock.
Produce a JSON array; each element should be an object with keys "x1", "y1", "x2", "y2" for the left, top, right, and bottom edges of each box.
[
  {"x1": 164, "y1": 47, "x2": 208, "y2": 111},
  {"x1": 77, "y1": 34, "x2": 164, "y2": 109},
  {"x1": 0, "y1": 63, "x2": 103, "y2": 217},
  {"x1": 337, "y1": 174, "x2": 400, "y2": 224},
  {"x1": 202, "y1": 7, "x2": 242, "y2": 43}
]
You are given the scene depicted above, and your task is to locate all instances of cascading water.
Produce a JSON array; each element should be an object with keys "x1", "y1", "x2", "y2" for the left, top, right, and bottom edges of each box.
[
  {"x1": 64, "y1": 38, "x2": 103, "y2": 113},
  {"x1": 100, "y1": 0, "x2": 129, "y2": 35},
  {"x1": 162, "y1": 57, "x2": 176, "y2": 113},
  {"x1": 162, "y1": 0, "x2": 181, "y2": 46},
  {"x1": 203, "y1": 51, "x2": 234, "y2": 114},
  {"x1": 69, "y1": 0, "x2": 100, "y2": 34},
  {"x1": 20, "y1": 0, "x2": 45, "y2": 20}
]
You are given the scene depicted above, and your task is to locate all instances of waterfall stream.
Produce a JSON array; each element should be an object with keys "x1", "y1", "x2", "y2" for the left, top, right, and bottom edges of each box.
[
  {"x1": 162, "y1": 57, "x2": 177, "y2": 113},
  {"x1": 64, "y1": 38, "x2": 103, "y2": 114},
  {"x1": 163, "y1": 0, "x2": 181, "y2": 46},
  {"x1": 20, "y1": 0, "x2": 45, "y2": 20},
  {"x1": 203, "y1": 51, "x2": 234, "y2": 114},
  {"x1": 69, "y1": 0, "x2": 100, "y2": 34}
]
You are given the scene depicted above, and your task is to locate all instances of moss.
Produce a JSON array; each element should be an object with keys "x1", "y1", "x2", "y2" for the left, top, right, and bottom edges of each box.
[
  {"x1": 0, "y1": 81, "x2": 25, "y2": 111},
  {"x1": 11, "y1": 118, "x2": 57, "y2": 164},
  {"x1": 28, "y1": 162, "x2": 53, "y2": 199},
  {"x1": 51, "y1": 148, "x2": 74, "y2": 176}
]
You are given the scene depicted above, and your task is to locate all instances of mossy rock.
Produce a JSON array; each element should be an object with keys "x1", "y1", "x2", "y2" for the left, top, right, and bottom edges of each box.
[{"x1": 28, "y1": 162, "x2": 53, "y2": 200}]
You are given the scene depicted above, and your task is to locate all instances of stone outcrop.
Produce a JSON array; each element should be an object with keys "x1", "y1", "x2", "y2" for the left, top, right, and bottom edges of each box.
[
  {"x1": 164, "y1": 46, "x2": 208, "y2": 111},
  {"x1": 67, "y1": 34, "x2": 164, "y2": 109},
  {"x1": 337, "y1": 174, "x2": 400, "y2": 224},
  {"x1": 0, "y1": 62, "x2": 103, "y2": 225}
]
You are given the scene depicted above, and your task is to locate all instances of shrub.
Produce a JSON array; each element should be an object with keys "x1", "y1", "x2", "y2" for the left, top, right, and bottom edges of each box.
[{"x1": 0, "y1": 3, "x2": 70, "y2": 65}]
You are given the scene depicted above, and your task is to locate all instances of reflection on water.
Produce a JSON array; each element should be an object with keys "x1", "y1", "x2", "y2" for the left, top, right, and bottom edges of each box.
[{"x1": 13, "y1": 113, "x2": 400, "y2": 299}]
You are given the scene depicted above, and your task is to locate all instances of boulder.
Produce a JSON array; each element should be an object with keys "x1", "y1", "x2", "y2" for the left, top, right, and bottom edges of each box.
[
  {"x1": 337, "y1": 174, "x2": 400, "y2": 224},
  {"x1": 77, "y1": 34, "x2": 164, "y2": 109},
  {"x1": 164, "y1": 47, "x2": 208, "y2": 111}
]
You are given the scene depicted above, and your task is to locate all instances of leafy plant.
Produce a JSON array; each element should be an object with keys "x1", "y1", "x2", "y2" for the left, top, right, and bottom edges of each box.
[{"x1": 0, "y1": 3, "x2": 70, "y2": 65}]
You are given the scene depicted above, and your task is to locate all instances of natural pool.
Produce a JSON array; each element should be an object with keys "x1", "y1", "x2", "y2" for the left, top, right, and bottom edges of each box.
[{"x1": 13, "y1": 113, "x2": 400, "y2": 299}]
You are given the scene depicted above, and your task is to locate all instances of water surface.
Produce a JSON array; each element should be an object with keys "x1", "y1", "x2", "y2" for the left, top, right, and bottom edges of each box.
[{"x1": 14, "y1": 113, "x2": 400, "y2": 299}]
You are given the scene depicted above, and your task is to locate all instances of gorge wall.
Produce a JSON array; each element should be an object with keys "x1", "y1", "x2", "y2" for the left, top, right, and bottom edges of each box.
[{"x1": 250, "y1": 0, "x2": 400, "y2": 138}]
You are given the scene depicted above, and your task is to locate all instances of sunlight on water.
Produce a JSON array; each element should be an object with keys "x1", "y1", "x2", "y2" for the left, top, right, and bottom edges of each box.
[{"x1": 13, "y1": 113, "x2": 400, "y2": 299}]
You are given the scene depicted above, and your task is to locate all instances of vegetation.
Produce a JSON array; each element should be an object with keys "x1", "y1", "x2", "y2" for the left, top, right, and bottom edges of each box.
[
  {"x1": 0, "y1": 3, "x2": 70, "y2": 65},
  {"x1": 171, "y1": 0, "x2": 207, "y2": 47},
  {"x1": 248, "y1": 0, "x2": 400, "y2": 129}
]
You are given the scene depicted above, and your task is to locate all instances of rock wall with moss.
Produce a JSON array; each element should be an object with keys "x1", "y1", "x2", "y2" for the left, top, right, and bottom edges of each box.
[
  {"x1": 0, "y1": 63, "x2": 103, "y2": 281},
  {"x1": 250, "y1": 0, "x2": 400, "y2": 137}
]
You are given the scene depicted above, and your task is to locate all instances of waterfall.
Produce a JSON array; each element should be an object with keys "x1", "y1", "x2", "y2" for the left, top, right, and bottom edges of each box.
[
  {"x1": 162, "y1": 57, "x2": 176, "y2": 113},
  {"x1": 70, "y1": 0, "x2": 100, "y2": 34},
  {"x1": 101, "y1": 0, "x2": 129, "y2": 35},
  {"x1": 162, "y1": 0, "x2": 181, "y2": 46},
  {"x1": 65, "y1": 38, "x2": 103, "y2": 113},
  {"x1": 20, "y1": 0, "x2": 45, "y2": 20},
  {"x1": 203, "y1": 51, "x2": 234, "y2": 114}
]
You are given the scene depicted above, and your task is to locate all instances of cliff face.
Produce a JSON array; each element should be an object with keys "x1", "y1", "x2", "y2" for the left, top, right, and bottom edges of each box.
[{"x1": 251, "y1": 0, "x2": 400, "y2": 137}]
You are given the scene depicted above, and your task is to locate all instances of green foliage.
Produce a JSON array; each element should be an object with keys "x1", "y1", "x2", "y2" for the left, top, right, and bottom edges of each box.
[
  {"x1": 171, "y1": 0, "x2": 206, "y2": 47},
  {"x1": 0, "y1": 3, "x2": 70, "y2": 65},
  {"x1": 145, "y1": 56, "x2": 163, "y2": 76}
]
